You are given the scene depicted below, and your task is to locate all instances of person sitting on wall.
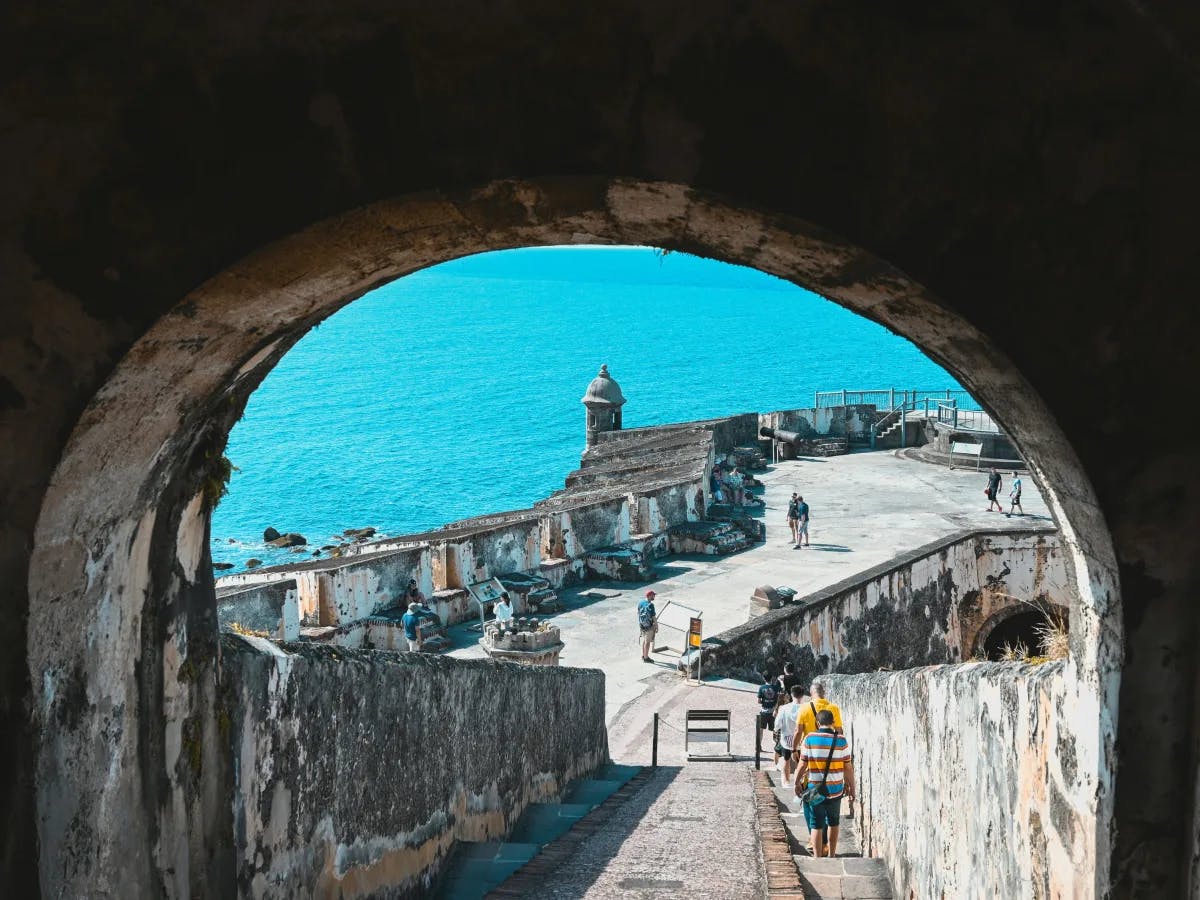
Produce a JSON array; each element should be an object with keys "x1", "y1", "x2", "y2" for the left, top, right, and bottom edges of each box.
[
  {"x1": 710, "y1": 466, "x2": 724, "y2": 502},
  {"x1": 494, "y1": 591, "x2": 514, "y2": 626},
  {"x1": 725, "y1": 467, "x2": 746, "y2": 505}
]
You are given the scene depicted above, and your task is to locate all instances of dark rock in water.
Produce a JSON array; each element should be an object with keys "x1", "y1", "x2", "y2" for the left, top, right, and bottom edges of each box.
[
  {"x1": 312, "y1": 550, "x2": 321, "y2": 557},
  {"x1": 290, "y1": 546, "x2": 306, "y2": 553},
  {"x1": 245, "y1": 558, "x2": 263, "y2": 568},
  {"x1": 344, "y1": 527, "x2": 377, "y2": 539},
  {"x1": 212, "y1": 562, "x2": 234, "y2": 571},
  {"x1": 267, "y1": 532, "x2": 306, "y2": 547},
  {"x1": 263, "y1": 527, "x2": 281, "y2": 542},
  {"x1": 320, "y1": 545, "x2": 336, "y2": 551},
  {"x1": 227, "y1": 538, "x2": 236, "y2": 544}
]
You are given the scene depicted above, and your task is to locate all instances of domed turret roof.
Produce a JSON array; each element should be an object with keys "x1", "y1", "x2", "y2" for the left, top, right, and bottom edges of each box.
[{"x1": 581, "y1": 364, "x2": 626, "y2": 407}]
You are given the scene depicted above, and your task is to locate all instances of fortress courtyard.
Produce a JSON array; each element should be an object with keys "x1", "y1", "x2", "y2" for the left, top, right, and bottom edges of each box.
[{"x1": 447, "y1": 449, "x2": 1049, "y2": 728}]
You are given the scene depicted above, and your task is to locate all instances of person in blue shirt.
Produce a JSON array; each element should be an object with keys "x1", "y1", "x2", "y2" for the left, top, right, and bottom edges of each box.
[
  {"x1": 401, "y1": 601, "x2": 435, "y2": 651},
  {"x1": 795, "y1": 496, "x2": 810, "y2": 548},
  {"x1": 637, "y1": 590, "x2": 658, "y2": 662}
]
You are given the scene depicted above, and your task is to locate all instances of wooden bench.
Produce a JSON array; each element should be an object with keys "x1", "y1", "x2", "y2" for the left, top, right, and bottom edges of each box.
[{"x1": 685, "y1": 709, "x2": 732, "y2": 759}]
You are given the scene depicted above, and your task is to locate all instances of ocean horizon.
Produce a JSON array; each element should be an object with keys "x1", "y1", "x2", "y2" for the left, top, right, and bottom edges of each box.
[{"x1": 211, "y1": 246, "x2": 973, "y2": 571}]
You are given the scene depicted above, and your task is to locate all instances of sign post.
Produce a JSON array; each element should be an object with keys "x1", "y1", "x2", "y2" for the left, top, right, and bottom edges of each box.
[{"x1": 689, "y1": 616, "x2": 703, "y2": 683}]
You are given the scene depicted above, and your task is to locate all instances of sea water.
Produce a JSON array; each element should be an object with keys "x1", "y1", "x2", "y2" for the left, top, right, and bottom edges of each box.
[{"x1": 211, "y1": 246, "x2": 970, "y2": 569}]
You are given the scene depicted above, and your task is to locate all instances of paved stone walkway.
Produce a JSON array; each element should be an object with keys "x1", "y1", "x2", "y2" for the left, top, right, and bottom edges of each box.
[{"x1": 516, "y1": 681, "x2": 768, "y2": 899}]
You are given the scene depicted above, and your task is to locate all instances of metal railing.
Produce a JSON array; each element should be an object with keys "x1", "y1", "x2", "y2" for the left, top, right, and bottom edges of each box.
[
  {"x1": 814, "y1": 388, "x2": 979, "y2": 411},
  {"x1": 935, "y1": 402, "x2": 999, "y2": 434}
]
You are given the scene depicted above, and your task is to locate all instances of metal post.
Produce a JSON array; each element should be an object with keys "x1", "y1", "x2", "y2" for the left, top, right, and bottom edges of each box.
[
  {"x1": 754, "y1": 720, "x2": 761, "y2": 770},
  {"x1": 900, "y1": 404, "x2": 907, "y2": 448},
  {"x1": 652, "y1": 713, "x2": 659, "y2": 769},
  {"x1": 889, "y1": 387, "x2": 895, "y2": 410},
  {"x1": 840, "y1": 389, "x2": 847, "y2": 406}
]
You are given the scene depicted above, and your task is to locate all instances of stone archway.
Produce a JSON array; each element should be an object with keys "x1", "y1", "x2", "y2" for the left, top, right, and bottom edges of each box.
[
  {"x1": 972, "y1": 602, "x2": 1072, "y2": 661},
  {"x1": 26, "y1": 178, "x2": 1121, "y2": 897}
]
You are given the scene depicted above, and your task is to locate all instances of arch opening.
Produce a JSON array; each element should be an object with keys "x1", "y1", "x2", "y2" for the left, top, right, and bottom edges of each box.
[{"x1": 25, "y1": 179, "x2": 1122, "y2": 898}]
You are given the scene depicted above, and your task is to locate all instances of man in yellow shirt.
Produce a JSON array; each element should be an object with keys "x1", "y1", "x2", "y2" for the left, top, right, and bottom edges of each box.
[{"x1": 791, "y1": 677, "x2": 843, "y2": 749}]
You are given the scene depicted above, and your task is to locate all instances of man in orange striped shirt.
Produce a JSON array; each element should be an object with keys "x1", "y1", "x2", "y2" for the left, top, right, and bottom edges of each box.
[{"x1": 795, "y1": 709, "x2": 855, "y2": 858}]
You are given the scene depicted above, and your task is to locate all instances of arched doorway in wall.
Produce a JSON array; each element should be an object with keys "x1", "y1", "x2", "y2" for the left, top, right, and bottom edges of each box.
[
  {"x1": 975, "y1": 604, "x2": 1072, "y2": 661},
  {"x1": 25, "y1": 179, "x2": 1122, "y2": 897}
]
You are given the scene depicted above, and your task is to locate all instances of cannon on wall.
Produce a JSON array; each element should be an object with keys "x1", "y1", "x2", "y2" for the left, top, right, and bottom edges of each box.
[{"x1": 759, "y1": 425, "x2": 804, "y2": 445}]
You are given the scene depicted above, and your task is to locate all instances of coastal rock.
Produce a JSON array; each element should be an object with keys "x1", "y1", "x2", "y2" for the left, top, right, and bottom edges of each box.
[
  {"x1": 344, "y1": 527, "x2": 377, "y2": 539},
  {"x1": 320, "y1": 545, "x2": 336, "y2": 551},
  {"x1": 290, "y1": 547, "x2": 306, "y2": 553},
  {"x1": 212, "y1": 562, "x2": 234, "y2": 571},
  {"x1": 263, "y1": 527, "x2": 281, "y2": 542},
  {"x1": 267, "y1": 532, "x2": 306, "y2": 548},
  {"x1": 312, "y1": 550, "x2": 321, "y2": 557},
  {"x1": 245, "y1": 558, "x2": 263, "y2": 568}
]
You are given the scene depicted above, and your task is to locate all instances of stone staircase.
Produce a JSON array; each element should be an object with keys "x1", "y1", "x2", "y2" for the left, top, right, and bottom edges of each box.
[
  {"x1": 668, "y1": 516, "x2": 761, "y2": 556},
  {"x1": 439, "y1": 763, "x2": 642, "y2": 899},
  {"x1": 763, "y1": 767, "x2": 893, "y2": 900}
]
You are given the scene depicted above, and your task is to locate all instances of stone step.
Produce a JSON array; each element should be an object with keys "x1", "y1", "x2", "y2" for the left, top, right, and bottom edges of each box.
[
  {"x1": 793, "y1": 855, "x2": 893, "y2": 899},
  {"x1": 440, "y1": 842, "x2": 542, "y2": 900}
]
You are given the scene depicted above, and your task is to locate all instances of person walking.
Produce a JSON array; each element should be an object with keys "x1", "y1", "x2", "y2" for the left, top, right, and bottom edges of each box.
[
  {"x1": 792, "y1": 677, "x2": 843, "y2": 745},
  {"x1": 776, "y1": 662, "x2": 803, "y2": 710},
  {"x1": 1007, "y1": 472, "x2": 1024, "y2": 516},
  {"x1": 638, "y1": 590, "x2": 659, "y2": 662},
  {"x1": 794, "y1": 709, "x2": 855, "y2": 858},
  {"x1": 985, "y1": 467, "x2": 1003, "y2": 511},
  {"x1": 757, "y1": 672, "x2": 781, "y2": 758},
  {"x1": 786, "y1": 493, "x2": 801, "y2": 545},
  {"x1": 774, "y1": 684, "x2": 806, "y2": 782},
  {"x1": 795, "y1": 495, "x2": 811, "y2": 548}
]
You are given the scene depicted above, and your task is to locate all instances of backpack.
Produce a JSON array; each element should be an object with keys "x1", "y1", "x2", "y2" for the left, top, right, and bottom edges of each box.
[{"x1": 638, "y1": 602, "x2": 655, "y2": 630}]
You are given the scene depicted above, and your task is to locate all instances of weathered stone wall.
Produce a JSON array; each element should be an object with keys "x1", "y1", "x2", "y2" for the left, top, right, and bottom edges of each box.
[
  {"x1": 222, "y1": 635, "x2": 607, "y2": 899},
  {"x1": 825, "y1": 662, "x2": 1089, "y2": 899},
  {"x1": 761, "y1": 406, "x2": 877, "y2": 442},
  {"x1": 216, "y1": 581, "x2": 299, "y2": 640},
  {"x1": 216, "y1": 483, "x2": 705, "y2": 631},
  {"x1": 701, "y1": 527, "x2": 1067, "y2": 683}
]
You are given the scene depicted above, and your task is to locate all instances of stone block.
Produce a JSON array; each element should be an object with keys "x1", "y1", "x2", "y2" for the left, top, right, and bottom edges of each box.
[{"x1": 840, "y1": 874, "x2": 893, "y2": 899}]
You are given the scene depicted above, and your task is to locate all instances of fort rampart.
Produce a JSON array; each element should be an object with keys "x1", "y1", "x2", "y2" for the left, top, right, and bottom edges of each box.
[
  {"x1": 700, "y1": 526, "x2": 1068, "y2": 682},
  {"x1": 222, "y1": 635, "x2": 607, "y2": 898},
  {"x1": 826, "y1": 662, "x2": 1087, "y2": 899}
]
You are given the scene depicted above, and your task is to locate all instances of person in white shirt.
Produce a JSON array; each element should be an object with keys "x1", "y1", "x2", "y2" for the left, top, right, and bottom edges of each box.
[
  {"x1": 494, "y1": 591, "x2": 514, "y2": 625},
  {"x1": 773, "y1": 684, "x2": 806, "y2": 781}
]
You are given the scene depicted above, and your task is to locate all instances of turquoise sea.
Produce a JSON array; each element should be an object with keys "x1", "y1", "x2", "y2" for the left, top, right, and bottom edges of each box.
[{"x1": 211, "y1": 247, "x2": 970, "y2": 570}]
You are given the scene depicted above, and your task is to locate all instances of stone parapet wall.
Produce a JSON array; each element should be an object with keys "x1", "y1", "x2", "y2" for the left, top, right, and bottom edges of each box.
[
  {"x1": 222, "y1": 635, "x2": 607, "y2": 899},
  {"x1": 217, "y1": 471, "x2": 705, "y2": 634},
  {"x1": 825, "y1": 662, "x2": 1093, "y2": 898},
  {"x1": 700, "y1": 526, "x2": 1066, "y2": 683}
]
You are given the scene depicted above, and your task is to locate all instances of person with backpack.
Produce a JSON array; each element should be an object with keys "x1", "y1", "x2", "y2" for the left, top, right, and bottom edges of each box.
[
  {"x1": 637, "y1": 590, "x2": 659, "y2": 662},
  {"x1": 776, "y1": 662, "x2": 803, "y2": 711},
  {"x1": 795, "y1": 709, "x2": 855, "y2": 858},
  {"x1": 757, "y1": 672, "x2": 781, "y2": 754}
]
